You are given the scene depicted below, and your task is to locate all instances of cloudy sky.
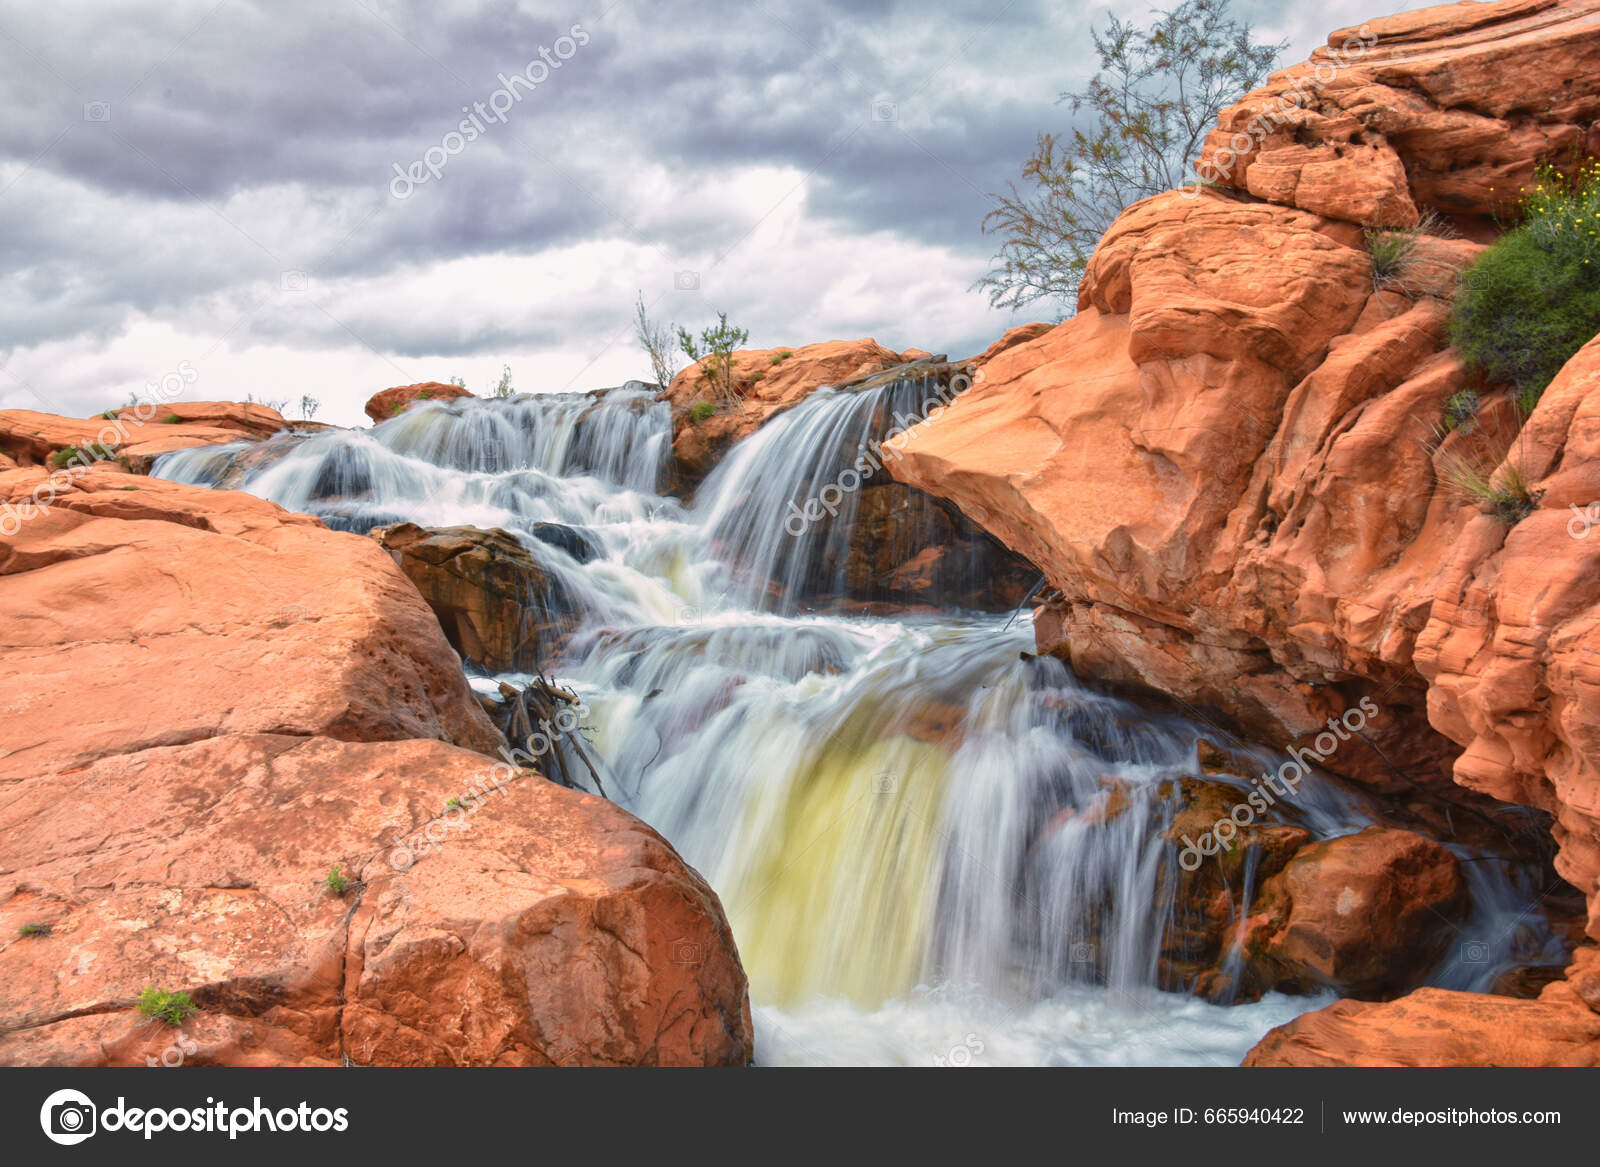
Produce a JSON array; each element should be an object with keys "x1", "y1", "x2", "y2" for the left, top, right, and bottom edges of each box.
[{"x1": 0, "y1": 0, "x2": 1428, "y2": 426}]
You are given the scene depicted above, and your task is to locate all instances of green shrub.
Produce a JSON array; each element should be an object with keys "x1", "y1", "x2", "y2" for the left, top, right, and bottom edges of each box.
[
  {"x1": 160, "y1": 413, "x2": 182, "y2": 424},
  {"x1": 18, "y1": 922, "x2": 51, "y2": 937},
  {"x1": 137, "y1": 987, "x2": 198, "y2": 1026},
  {"x1": 1450, "y1": 160, "x2": 1600, "y2": 405},
  {"x1": 769, "y1": 350, "x2": 793, "y2": 365},
  {"x1": 688, "y1": 400, "x2": 716, "y2": 423},
  {"x1": 48, "y1": 443, "x2": 115, "y2": 469},
  {"x1": 677, "y1": 314, "x2": 749, "y2": 407},
  {"x1": 321, "y1": 865, "x2": 354, "y2": 895}
]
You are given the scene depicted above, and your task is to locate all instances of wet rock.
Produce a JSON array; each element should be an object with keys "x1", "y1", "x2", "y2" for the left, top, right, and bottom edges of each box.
[
  {"x1": 371, "y1": 522, "x2": 581, "y2": 673},
  {"x1": 1152, "y1": 778, "x2": 1313, "y2": 1000},
  {"x1": 528, "y1": 521, "x2": 601, "y2": 563},
  {"x1": 1244, "y1": 826, "x2": 1469, "y2": 998},
  {"x1": 1491, "y1": 965, "x2": 1571, "y2": 999},
  {"x1": 825, "y1": 483, "x2": 1038, "y2": 612}
]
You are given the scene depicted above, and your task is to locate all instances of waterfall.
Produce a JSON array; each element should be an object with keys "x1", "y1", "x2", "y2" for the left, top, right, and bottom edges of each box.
[{"x1": 154, "y1": 377, "x2": 1556, "y2": 1066}]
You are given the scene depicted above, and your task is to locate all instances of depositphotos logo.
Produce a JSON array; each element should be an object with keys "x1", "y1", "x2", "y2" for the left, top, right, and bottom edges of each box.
[
  {"x1": 40, "y1": 1088, "x2": 349, "y2": 1143},
  {"x1": 41, "y1": 1089, "x2": 96, "y2": 1146}
]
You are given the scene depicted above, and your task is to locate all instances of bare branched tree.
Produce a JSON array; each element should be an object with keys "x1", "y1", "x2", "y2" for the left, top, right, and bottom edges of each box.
[
  {"x1": 635, "y1": 292, "x2": 681, "y2": 389},
  {"x1": 977, "y1": 0, "x2": 1284, "y2": 316}
]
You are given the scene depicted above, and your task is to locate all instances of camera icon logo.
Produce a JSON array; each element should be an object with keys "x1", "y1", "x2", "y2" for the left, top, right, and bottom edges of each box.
[
  {"x1": 1070, "y1": 940, "x2": 1097, "y2": 963},
  {"x1": 280, "y1": 270, "x2": 309, "y2": 293},
  {"x1": 40, "y1": 1088, "x2": 97, "y2": 1145},
  {"x1": 83, "y1": 101, "x2": 111, "y2": 123},
  {"x1": 871, "y1": 98, "x2": 896, "y2": 123},
  {"x1": 1460, "y1": 939, "x2": 1490, "y2": 963},
  {"x1": 668, "y1": 938, "x2": 704, "y2": 965},
  {"x1": 872, "y1": 773, "x2": 897, "y2": 794},
  {"x1": 673, "y1": 270, "x2": 700, "y2": 292}
]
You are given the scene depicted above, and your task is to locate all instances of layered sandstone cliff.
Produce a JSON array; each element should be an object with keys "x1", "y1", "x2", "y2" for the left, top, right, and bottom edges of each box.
[{"x1": 889, "y1": 0, "x2": 1600, "y2": 1064}]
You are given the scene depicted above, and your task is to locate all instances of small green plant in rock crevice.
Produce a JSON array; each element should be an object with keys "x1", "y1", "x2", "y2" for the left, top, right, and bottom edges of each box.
[
  {"x1": 688, "y1": 400, "x2": 716, "y2": 424},
  {"x1": 1365, "y1": 209, "x2": 1455, "y2": 297},
  {"x1": 321, "y1": 865, "x2": 355, "y2": 895},
  {"x1": 18, "y1": 922, "x2": 52, "y2": 937},
  {"x1": 137, "y1": 986, "x2": 198, "y2": 1027},
  {"x1": 49, "y1": 442, "x2": 116, "y2": 469},
  {"x1": 1425, "y1": 416, "x2": 1542, "y2": 527}
]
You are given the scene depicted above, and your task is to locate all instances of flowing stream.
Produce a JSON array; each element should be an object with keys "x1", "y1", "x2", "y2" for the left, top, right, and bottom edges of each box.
[{"x1": 155, "y1": 381, "x2": 1562, "y2": 1066}]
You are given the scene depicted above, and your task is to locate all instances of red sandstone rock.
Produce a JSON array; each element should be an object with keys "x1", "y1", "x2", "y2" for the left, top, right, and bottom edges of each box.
[
  {"x1": 0, "y1": 469, "x2": 752, "y2": 1065},
  {"x1": 1198, "y1": 0, "x2": 1600, "y2": 225},
  {"x1": 0, "y1": 735, "x2": 751, "y2": 1067},
  {"x1": 1247, "y1": 827, "x2": 1468, "y2": 996},
  {"x1": 886, "y1": 0, "x2": 1600, "y2": 1065},
  {"x1": 1243, "y1": 986, "x2": 1600, "y2": 1066},
  {"x1": 0, "y1": 401, "x2": 292, "y2": 475},
  {"x1": 364, "y1": 381, "x2": 474, "y2": 424},
  {"x1": 664, "y1": 338, "x2": 906, "y2": 493},
  {"x1": 0, "y1": 468, "x2": 503, "y2": 773}
]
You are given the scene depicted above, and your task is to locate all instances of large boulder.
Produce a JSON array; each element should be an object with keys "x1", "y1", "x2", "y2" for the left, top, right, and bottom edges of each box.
[
  {"x1": 0, "y1": 469, "x2": 503, "y2": 772},
  {"x1": 365, "y1": 381, "x2": 474, "y2": 424},
  {"x1": 0, "y1": 465, "x2": 752, "y2": 1066},
  {"x1": 0, "y1": 734, "x2": 751, "y2": 1067},
  {"x1": 1243, "y1": 826, "x2": 1469, "y2": 996},
  {"x1": 371, "y1": 522, "x2": 581, "y2": 673}
]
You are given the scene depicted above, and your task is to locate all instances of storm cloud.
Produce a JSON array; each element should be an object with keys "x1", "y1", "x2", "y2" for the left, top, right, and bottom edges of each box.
[{"x1": 0, "y1": 0, "x2": 1417, "y2": 424}]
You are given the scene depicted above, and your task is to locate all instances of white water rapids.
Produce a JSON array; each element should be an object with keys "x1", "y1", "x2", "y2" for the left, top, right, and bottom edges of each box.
[{"x1": 155, "y1": 382, "x2": 1561, "y2": 1066}]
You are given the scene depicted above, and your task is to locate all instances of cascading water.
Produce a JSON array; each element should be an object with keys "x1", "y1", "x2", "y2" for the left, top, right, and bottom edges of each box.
[{"x1": 155, "y1": 377, "x2": 1563, "y2": 1066}]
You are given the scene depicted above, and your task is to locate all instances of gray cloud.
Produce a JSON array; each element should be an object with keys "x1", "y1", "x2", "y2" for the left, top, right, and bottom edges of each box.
[{"x1": 0, "y1": 0, "x2": 1432, "y2": 415}]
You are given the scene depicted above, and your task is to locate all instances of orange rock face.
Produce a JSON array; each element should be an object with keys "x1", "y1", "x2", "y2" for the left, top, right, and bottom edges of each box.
[
  {"x1": 0, "y1": 468, "x2": 503, "y2": 771},
  {"x1": 1243, "y1": 984, "x2": 1600, "y2": 1066},
  {"x1": 0, "y1": 468, "x2": 752, "y2": 1066},
  {"x1": 1198, "y1": 0, "x2": 1600, "y2": 226},
  {"x1": 364, "y1": 381, "x2": 474, "y2": 424},
  {"x1": 888, "y1": 1, "x2": 1600, "y2": 1064},
  {"x1": 0, "y1": 735, "x2": 751, "y2": 1067},
  {"x1": 0, "y1": 401, "x2": 292, "y2": 475}
]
